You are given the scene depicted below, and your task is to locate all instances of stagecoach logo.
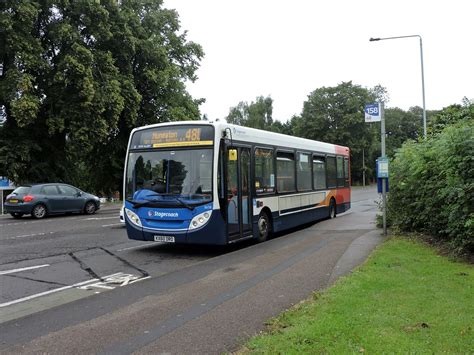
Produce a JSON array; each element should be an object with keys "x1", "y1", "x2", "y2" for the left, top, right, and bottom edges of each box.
[
  {"x1": 232, "y1": 127, "x2": 246, "y2": 135},
  {"x1": 147, "y1": 211, "x2": 179, "y2": 218}
]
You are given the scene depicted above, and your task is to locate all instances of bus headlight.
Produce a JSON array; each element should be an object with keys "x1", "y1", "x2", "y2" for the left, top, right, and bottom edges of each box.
[
  {"x1": 189, "y1": 210, "x2": 212, "y2": 231},
  {"x1": 125, "y1": 208, "x2": 142, "y2": 227}
]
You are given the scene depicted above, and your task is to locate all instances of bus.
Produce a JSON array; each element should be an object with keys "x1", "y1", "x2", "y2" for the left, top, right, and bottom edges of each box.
[{"x1": 123, "y1": 120, "x2": 350, "y2": 245}]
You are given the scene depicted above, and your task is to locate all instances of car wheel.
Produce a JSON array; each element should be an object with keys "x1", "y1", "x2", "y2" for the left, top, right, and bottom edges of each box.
[
  {"x1": 11, "y1": 212, "x2": 24, "y2": 219},
  {"x1": 32, "y1": 204, "x2": 47, "y2": 219},
  {"x1": 256, "y1": 212, "x2": 272, "y2": 243},
  {"x1": 328, "y1": 198, "x2": 336, "y2": 219},
  {"x1": 84, "y1": 201, "x2": 96, "y2": 215}
]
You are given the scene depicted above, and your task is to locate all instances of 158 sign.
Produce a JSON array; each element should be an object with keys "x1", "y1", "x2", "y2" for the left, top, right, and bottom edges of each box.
[{"x1": 364, "y1": 103, "x2": 381, "y2": 123}]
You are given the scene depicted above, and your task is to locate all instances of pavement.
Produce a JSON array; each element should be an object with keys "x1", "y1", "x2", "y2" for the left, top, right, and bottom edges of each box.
[{"x1": 0, "y1": 186, "x2": 384, "y2": 353}]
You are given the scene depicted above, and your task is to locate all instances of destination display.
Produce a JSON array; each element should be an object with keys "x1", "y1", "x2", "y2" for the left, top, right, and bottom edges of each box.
[{"x1": 131, "y1": 126, "x2": 214, "y2": 149}]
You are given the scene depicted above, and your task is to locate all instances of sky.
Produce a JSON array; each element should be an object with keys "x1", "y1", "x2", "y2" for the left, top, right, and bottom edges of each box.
[{"x1": 163, "y1": 0, "x2": 474, "y2": 122}]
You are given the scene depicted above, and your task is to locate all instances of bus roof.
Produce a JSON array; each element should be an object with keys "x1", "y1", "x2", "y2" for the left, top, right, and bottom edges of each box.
[{"x1": 130, "y1": 120, "x2": 350, "y2": 156}]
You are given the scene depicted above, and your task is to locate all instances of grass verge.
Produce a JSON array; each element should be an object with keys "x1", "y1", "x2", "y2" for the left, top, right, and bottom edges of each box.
[{"x1": 243, "y1": 236, "x2": 473, "y2": 353}]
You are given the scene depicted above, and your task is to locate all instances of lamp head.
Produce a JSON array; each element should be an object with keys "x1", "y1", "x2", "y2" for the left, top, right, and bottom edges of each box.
[{"x1": 369, "y1": 37, "x2": 381, "y2": 42}]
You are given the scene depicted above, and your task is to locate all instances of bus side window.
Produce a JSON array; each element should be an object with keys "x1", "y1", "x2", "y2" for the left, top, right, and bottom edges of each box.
[
  {"x1": 254, "y1": 148, "x2": 274, "y2": 194},
  {"x1": 313, "y1": 155, "x2": 326, "y2": 190},
  {"x1": 326, "y1": 156, "x2": 337, "y2": 188},
  {"x1": 344, "y1": 157, "x2": 350, "y2": 187},
  {"x1": 276, "y1": 152, "x2": 295, "y2": 193},
  {"x1": 337, "y1": 156, "x2": 345, "y2": 187},
  {"x1": 297, "y1": 152, "x2": 311, "y2": 191}
]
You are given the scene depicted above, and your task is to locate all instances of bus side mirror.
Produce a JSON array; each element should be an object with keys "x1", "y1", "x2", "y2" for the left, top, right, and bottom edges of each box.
[{"x1": 228, "y1": 149, "x2": 237, "y2": 161}]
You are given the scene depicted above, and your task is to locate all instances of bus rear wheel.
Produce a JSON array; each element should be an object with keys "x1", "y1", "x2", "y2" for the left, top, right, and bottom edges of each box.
[{"x1": 257, "y1": 212, "x2": 271, "y2": 243}]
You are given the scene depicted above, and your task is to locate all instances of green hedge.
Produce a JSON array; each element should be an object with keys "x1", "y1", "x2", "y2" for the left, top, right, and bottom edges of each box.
[{"x1": 388, "y1": 120, "x2": 474, "y2": 253}]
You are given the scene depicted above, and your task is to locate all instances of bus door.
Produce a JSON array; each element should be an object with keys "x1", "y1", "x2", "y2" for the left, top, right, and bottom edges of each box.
[{"x1": 227, "y1": 147, "x2": 252, "y2": 241}]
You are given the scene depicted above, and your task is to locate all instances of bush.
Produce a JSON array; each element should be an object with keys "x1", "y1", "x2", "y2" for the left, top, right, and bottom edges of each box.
[{"x1": 388, "y1": 120, "x2": 474, "y2": 254}]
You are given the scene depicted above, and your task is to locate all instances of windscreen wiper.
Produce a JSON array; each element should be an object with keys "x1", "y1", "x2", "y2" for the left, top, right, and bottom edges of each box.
[
  {"x1": 127, "y1": 199, "x2": 159, "y2": 209},
  {"x1": 172, "y1": 197, "x2": 194, "y2": 211},
  {"x1": 127, "y1": 193, "x2": 170, "y2": 208},
  {"x1": 190, "y1": 193, "x2": 212, "y2": 199}
]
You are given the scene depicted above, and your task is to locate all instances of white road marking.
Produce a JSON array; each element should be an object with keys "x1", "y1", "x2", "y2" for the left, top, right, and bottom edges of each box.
[
  {"x1": 83, "y1": 283, "x2": 115, "y2": 290},
  {"x1": 102, "y1": 223, "x2": 123, "y2": 227},
  {"x1": 116, "y1": 243, "x2": 161, "y2": 252},
  {"x1": 129, "y1": 276, "x2": 150, "y2": 284},
  {"x1": 0, "y1": 278, "x2": 99, "y2": 308},
  {"x1": 0, "y1": 272, "x2": 149, "y2": 308},
  {"x1": 8, "y1": 232, "x2": 55, "y2": 240},
  {"x1": 0, "y1": 264, "x2": 50, "y2": 276},
  {"x1": 0, "y1": 219, "x2": 55, "y2": 227},
  {"x1": 14, "y1": 233, "x2": 45, "y2": 238},
  {"x1": 84, "y1": 216, "x2": 117, "y2": 221},
  {"x1": 78, "y1": 272, "x2": 146, "y2": 290}
]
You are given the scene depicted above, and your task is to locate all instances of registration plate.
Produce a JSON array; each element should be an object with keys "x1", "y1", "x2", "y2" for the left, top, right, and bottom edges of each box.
[
  {"x1": 154, "y1": 235, "x2": 175, "y2": 243},
  {"x1": 9, "y1": 199, "x2": 19, "y2": 204}
]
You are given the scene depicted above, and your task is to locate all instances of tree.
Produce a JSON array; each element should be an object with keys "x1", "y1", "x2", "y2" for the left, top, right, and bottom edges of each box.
[
  {"x1": 428, "y1": 98, "x2": 474, "y2": 135},
  {"x1": 388, "y1": 119, "x2": 474, "y2": 253},
  {"x1": 294, "y1": 82, "x2": 377, "y2": 183},
  {"x1": 226, "y1": 96, "x2": 273, "y2": 130},
  {"x1": 383, "y1": 107, "x2": 421, "y2": 157},
  {"x1": 226, "y1": 101, "x2": 248, "y2": 126},
  {"x1": 268, "y1": 118, "x2": 294, "y2": 135},
  {"x1": 0, "y1": 0, "x2": 203, "y2": 194},
  {"x1": 370, "y1": 84, "x2": 390, "y2": 104}
]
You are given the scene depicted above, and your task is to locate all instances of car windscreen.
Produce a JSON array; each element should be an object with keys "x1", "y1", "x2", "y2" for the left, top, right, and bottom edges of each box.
[{"x1": 125, "y1": 148, "x2": 213, "y2": 204}]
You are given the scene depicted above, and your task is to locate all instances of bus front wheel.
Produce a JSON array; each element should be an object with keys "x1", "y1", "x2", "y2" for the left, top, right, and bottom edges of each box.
[{"x1": 257, "y1": 212, "x2": 271, "y2": 243}]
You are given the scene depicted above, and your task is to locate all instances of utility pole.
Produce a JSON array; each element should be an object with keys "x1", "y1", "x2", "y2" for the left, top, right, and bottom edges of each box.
[
  {"x1": 381, "y1": 103, "x2": 387, "y2": 236},
  {"x1": 362, "y1": 148, "x2": 366, "y2": 187},
  {"x1": 365, "y1": 101, "x2": 388, "y2": 236},
  {"x1": 370, "y1": 35, "x2": 427, "y2": 138}
]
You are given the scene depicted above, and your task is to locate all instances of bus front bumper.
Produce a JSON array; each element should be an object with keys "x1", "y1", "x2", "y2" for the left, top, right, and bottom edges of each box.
[{"x1": 125, "y1": 212, "x2": 227, "y2": 245}]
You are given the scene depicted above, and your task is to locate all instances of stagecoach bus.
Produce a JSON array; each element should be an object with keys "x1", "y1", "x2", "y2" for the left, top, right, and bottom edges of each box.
[{"x1": 123, "y1": 120, "x2": 350, "y2": 245}]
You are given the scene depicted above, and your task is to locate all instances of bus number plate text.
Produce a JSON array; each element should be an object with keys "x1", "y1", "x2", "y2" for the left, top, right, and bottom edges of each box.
[{"x1": 154, "y1": 235, "x2": 175, "y2": 243}]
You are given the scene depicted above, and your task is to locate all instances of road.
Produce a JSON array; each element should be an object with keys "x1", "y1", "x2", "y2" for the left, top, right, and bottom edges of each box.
[
  {"x1": 0, "y1": 186, "x2": 381, "y2": 353},
  {"x1": 0, "y1": 206, "x2": 227, "y2": 312}
]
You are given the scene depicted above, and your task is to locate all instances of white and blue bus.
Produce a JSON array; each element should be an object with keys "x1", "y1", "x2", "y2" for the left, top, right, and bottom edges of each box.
[{"x1": 123, "y1": 120, "x2": 351, "y2": 245}]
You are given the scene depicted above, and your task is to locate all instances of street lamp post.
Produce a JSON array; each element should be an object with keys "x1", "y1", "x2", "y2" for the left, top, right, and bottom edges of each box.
[{"x1": 370, "y1": 35, "x2": 427, "y2": 138}]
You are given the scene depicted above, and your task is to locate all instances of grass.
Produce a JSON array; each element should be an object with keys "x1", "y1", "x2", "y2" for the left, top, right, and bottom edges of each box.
[{"x1": 242, "y1": 237, "x2": 474, "y2": 354}]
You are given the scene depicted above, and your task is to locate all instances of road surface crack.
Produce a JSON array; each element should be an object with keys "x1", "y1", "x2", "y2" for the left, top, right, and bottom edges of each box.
[
  {"x1": 68, "y1": 252, "x2": 104, "y2": 282},
  {"x1": 4, "y1": 274, "x2": 68, "y2": 287},
  {"x1": 99, "y1": 247, "x2": 149, "y2": 278}
]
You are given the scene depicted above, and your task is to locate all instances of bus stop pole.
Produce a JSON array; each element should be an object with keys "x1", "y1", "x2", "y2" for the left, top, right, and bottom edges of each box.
[
  {"x1": 362, "y1": 148, "x2": 366, "y2": 187},
  {"x1": 381, "y1": 103, "x2": 387, "y2": 236}
]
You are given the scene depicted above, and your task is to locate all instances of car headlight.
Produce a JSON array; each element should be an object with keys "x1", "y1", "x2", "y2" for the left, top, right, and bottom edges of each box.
[
  {"x1": 125, "y1": 208, "x2": 142, "y2": 227},
  {"x1": 189, "y1": 210, "x2": 212, "y2": 231}
]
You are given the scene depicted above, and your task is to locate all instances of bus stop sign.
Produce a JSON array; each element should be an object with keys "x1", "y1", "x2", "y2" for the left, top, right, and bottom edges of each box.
[
  {"x1": 377, "y1": 157, "x2": 389, "y2": 178},
  {"x1": 376, "y1": 157, "x2": 389, "y2": 193},
  {"x1": 364, "y1": 103, "x2": 381, "y2": 123}
]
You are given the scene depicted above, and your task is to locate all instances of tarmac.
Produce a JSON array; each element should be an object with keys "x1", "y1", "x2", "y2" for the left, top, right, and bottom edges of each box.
[{"x1": 0, "y1": 186, "x2": 385, "y2": 353}]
